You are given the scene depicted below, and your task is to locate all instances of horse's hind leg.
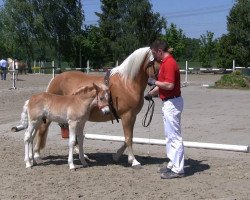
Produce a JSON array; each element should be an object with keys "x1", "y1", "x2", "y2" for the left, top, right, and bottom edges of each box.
[{"x1": 34, "y1": 121, "x2": 51, "y2": 159}]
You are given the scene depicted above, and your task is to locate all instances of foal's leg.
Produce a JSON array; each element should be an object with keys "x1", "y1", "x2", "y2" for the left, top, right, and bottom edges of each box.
[
  {"x1": 68, "y1": 122, "x2": 77, "y2": 170},
  {"x1": 113, "y1": 113, "x2": 141, "y2": 168},
  {"x1": 29, "y1": 126, "x2": 40, "y2": 166},
  {"x1": 76, "y1": 124, "x2": 88, "y2": 168},
  {"x1": 24, "y1": 122, "x2": 36, "y2": 168}
]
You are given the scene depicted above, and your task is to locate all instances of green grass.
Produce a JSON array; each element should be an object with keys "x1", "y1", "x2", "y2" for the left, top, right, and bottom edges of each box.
[{"x1": 214, "y1": 71, "x2": 250, "y2": 89}]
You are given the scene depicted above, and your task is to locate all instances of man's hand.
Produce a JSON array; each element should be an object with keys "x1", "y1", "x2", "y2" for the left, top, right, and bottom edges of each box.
[
  {"x1": 147, "y1": 77, "x2": 156, "y2": 86},
  {"x1": 144, "y1": 94, "x2": 152, "y2": 101}
]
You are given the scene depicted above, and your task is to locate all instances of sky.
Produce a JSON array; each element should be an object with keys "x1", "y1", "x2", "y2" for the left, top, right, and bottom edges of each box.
[
  {"x1": 0, "y1": 0, "x2": 236, "y2": 39},
  {"x1": 83, "y1": 0, "x2": 236, "y2": 39}
]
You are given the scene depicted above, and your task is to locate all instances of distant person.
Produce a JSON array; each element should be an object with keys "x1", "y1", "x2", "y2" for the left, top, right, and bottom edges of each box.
[
  {"x1": 145, "y1": 39, "x2": 185, "y2": 179},
  {"x1": 0, "y1": 59, "x2": 8, "y2": 80}
]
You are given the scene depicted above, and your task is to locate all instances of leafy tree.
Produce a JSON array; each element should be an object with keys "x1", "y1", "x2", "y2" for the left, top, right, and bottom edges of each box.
[
  {"x1": 198, "y1": 31, "x2": 217, "y2": 67},
  {"x1": 80, "y1": 25, "x2": 105, "y2": 68},
  {"x1": 161, "y1": 23, "x2": 186, "y2": 61},
  {"x1": 0, "y1": 0, "x2": 84, "y2": 68},
  {"x1": 227, "y1": 0, "x2": 250, "y2": 66},
  {"x1": 0, "y1": 1, "x2": 34, "y2": 60},
  {"x1": 95, "y1": 0, "x2": 166, "y2": 67},
  {"x1": 181, "y1": 37, "x2": 200, "y2": 61},
  {"x1": 216, "y1": 0, "x2": 250, "y2": 67},
  {"x1": 216, "y1": 34, "x2": 234, "y2": 68}
]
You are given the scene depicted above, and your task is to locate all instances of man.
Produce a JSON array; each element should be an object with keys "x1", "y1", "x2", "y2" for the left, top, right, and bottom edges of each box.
[
  {"x1": 146, "y1": 39, "x2": 185, "y2": 179},
  {"x1": 0, "y1": 58, "x2": 8, "y2": 80}
]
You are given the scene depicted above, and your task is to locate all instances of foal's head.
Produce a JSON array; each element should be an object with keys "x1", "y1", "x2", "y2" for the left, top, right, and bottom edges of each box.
[
  {"x1": 73, "y1": 83, "x2": 110, "y2": 109},
  {"x1": 93, "y1": 83, "x2": 110, "y2": 109}
]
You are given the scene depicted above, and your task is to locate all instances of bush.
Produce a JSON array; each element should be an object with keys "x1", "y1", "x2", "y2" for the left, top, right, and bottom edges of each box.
[{"x1": 215, "y1": 71, "x2": 250, "y2": 89}]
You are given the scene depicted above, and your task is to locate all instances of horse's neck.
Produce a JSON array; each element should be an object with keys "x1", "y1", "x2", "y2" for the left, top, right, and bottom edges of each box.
[{"x1": 127, "y1": 67, "x2": 148, "y2": 94}]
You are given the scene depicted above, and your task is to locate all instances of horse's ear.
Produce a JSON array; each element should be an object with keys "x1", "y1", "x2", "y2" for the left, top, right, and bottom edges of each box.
[{"x1": 73, "y1": 86, "x2": 89, "y2": 95}]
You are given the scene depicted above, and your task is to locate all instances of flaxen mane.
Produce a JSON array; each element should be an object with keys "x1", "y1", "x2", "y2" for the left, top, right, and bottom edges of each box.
[{"x1": 110, "y1": 47, "x2": 153, "y2": 81}]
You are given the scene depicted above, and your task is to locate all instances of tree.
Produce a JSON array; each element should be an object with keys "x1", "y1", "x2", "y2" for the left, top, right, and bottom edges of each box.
[
  {"x1": 0, "y1": 0, "x2": 84, "y2": 67},
  {"x1": 161, "y1": 23, "x2": 186, "y2": 61},
  {"x1": 182, "y1": 37, "x2": 200, "y2": 61},
  {"x1": 227, "y1": 0, "x2": 250, "y2": 66},
  {"x1": 95, "y1": 0, "x2": 166, "y2": 66},
  {"x1": 198, "y1": 31, "x2": 216, "y2": 68},
  {"x1": 216, "y1": 34, "x2": 235, "y2": 68},
  {"x1": 216, "y1": 0, "x2": 250, "y2": 67}
]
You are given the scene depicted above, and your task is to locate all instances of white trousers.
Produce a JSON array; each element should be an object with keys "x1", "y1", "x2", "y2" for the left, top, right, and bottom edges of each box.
[{"x1": 162, "y1": 96, "x2": 184, "y2": 174}]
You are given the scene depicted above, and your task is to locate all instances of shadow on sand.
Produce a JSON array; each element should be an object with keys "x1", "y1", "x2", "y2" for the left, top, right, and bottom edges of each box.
[{"x1": 37, "y1": 153, "x2": 210, "y2": 176}]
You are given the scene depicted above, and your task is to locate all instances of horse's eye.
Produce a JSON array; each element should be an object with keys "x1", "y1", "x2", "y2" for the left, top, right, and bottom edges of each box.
[{"x1": 100, "y1": 97, "x2": 104, "y2": 101}]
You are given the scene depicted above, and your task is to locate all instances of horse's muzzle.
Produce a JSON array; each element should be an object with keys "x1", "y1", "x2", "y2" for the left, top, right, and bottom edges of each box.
[{"x1": 101, "y1": 106, "x2": 110, "y2": 115}]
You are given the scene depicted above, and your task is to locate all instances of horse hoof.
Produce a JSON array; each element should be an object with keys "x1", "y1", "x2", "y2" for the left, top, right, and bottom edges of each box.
[
  {"x1": 132, "y1": 164, "x2": 143, "y2": 170},
  {"x1": 34, "y1": 152, "x2": 40, "y2": 159},
  {"x1": 32, "y1": 160, "x2": 37, "y2": 166},
  {"x1": 69, "y1": 167, "x2": 76, "y2": 171},
  {"x1": 26, "y1": 163, "x2": 32, "y2": 169},
  {"x1": 82, "y1": 164, "x2": 89, "y2": 168}
]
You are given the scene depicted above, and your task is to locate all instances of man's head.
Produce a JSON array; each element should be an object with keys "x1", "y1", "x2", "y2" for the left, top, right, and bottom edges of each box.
[{"x1": 150, "y1": 39, "x2": 169, "y2": 63}]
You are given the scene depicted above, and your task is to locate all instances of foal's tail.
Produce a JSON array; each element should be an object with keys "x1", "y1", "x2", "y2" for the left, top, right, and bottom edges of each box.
[
  {"x1": 20, "y1": 100, "x2": 29, "y2": 129},
  {"x1": 12, "y1": 100, "x2": 29, "y2": 132}
]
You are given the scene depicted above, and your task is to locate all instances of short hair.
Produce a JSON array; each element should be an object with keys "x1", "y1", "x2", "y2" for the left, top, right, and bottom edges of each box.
[{"x1": 150, "y1": 39, "x2": 169, "y2": 52}]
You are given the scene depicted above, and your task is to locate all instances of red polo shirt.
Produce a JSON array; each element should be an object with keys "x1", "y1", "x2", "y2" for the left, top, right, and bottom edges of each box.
[{"x1": 157, "y1": 55, "x2": 181, "y2": 99}]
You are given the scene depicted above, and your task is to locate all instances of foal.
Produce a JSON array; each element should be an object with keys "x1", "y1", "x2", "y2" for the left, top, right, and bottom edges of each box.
[{"x1": 21, "y1": 83, "x2": 110, "y2": 169}]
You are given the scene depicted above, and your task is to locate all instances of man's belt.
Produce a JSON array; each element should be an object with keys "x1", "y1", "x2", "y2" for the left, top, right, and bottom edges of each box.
[{"x1": 162, "y1": 95, "x2": 181, "y2": 101}]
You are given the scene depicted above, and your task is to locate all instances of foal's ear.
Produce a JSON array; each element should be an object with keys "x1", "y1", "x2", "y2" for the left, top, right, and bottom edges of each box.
[{"x1": 92, "y1": 83, "x2": 100, "y2": 92}]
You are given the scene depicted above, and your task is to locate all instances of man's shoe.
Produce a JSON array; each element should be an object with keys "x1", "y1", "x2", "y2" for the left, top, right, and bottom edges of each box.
[
  {"x1": 157, "y1": 165, "x2": 172, "y2": 173},
  {"x1": 160, "y1": 171, "x2": 185, "y2": 179}
]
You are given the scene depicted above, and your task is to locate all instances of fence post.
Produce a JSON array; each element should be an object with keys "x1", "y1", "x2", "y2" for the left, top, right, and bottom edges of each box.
[
  {"x1": 185, "y1": 60, "x2": 188, "y2": 83},
  {"x1": 233, "y1": 60, "x2": 235, "y2": 72},
  {"x1": 87, "y1": 60, "x2": 90, "y2": 74},
  {"x1": 52, "y1": 61, "x2": 55, "y2": 78}
]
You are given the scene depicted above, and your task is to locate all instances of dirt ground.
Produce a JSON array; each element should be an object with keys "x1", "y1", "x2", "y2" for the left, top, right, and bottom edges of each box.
[{"x1": 0, "y1": 73, "x2": 249, "y2": 200}]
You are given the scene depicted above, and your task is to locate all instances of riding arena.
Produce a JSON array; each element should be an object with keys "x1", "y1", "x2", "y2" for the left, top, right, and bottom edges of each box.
[{"x1": 0, "y1": 49, "x2": 249, "y2": 199}]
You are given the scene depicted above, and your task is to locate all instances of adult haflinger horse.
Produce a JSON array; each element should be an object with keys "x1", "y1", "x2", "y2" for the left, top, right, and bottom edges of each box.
[
  {"x1": 21, "y1": 83, "x2": 110, "y2": 169},
  {"x1": 34, "y1": 47, "x2": 156, "y2": 168},
  {"x1": 7, "y1": 58, "x2": 27, "y2": 77}
]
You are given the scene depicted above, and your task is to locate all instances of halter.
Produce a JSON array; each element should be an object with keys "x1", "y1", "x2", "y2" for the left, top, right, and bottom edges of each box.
[
  {"x1": 95, "y1": 88, "x2": 109, "y2": 110},
  {"x1": 146, "y1": 59, "x2": 157, "y2": 79},
  {"x1": 104, "y1": 70, "x2": 120, "y2": 123}
]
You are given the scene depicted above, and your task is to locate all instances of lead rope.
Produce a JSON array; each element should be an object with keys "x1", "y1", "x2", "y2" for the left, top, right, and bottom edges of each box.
[
  {"x1": 142, "y1": 86, "x2": 156, "y2": 156},
  {"x1": 142, "y1": 97, "x2": 155, "y2": 156},
  {"x1": 142, "y1": 85, "x2": 156, "y2": 127},
  {"x1": 142, "y1": 98, "x2": 155, "y2": 127}
]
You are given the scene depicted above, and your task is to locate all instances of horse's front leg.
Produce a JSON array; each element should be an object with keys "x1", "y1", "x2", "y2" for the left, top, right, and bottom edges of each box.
[
  {"x1": 113, "y1": 113, "x2": 142, "y2": 168},
  {"x1": 76, "y1": 124, "x2": 88, "y2": 168}
]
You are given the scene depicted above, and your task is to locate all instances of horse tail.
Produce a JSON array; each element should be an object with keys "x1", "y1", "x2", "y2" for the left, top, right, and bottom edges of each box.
[
  {"x1": 46, "y1": 77, "x2": 54, "y2": 92},
  {"x1": 20, "y1": 100, "x2": 29, "y2": 129}
]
